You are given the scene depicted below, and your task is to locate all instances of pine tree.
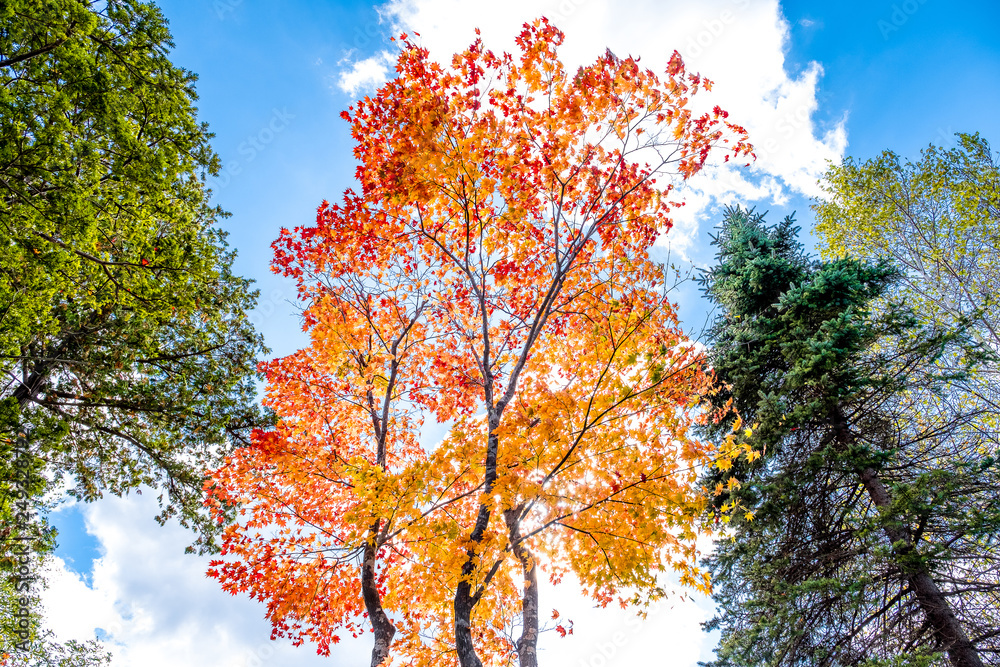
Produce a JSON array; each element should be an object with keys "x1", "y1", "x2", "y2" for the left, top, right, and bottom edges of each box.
[{"x1": 698, "y1": 206, "x2": 999, "y2": 667}]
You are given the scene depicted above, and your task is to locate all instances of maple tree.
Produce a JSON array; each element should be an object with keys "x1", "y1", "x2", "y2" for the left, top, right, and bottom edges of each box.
[{"x1": 208, "y1": 18, "x2": 752, "y2": 667}]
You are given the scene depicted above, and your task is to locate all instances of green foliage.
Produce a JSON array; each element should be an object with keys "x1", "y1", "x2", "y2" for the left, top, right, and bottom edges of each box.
[
  {"x1": 814, "y1": 133, "x2": 999, "y2": 352},
  {"x1": 699, "y1": 207, "x2": 998, "y2": 667},
  {"x1": 0, "y1": 0, "x2": 270, "y2": 555},
  {"x1": 0, "y1": 634, "x2": 112, "y2": 667},
  {"x1": 814, "y1": 131, "x2": 1000, "y2": 473}
]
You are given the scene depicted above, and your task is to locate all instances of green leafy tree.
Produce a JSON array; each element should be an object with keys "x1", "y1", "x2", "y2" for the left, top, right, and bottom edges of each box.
[
  {"x1": 0, "y1": 435, "x2": 54, "y2": 659},
  {"x1": 0, "y1": 0, "x2": 269, "y2": 552},
  {"x1": 698, "y1": 207, "x2": 999, "y2": 667},
  {"x1": 0, "y1": 633, "x2": 111, "y2": 667},
  {"x1": 814, "y1": 132, "x2": 999, "y2": 355},
  {"x1": 814, "y1": 131, "x2": 1000, "y2": 468}
]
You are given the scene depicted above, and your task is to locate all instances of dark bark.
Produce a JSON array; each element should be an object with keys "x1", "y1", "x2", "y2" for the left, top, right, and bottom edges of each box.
[
  {"x1": 454, "y1": 585, "x2": 482, "y2": 667},
  {"x1": 12, "y1": 361, "x2": 50, "y2": 408},
  {"x1": 505, "y1": 507, "x2": 538, "y2": 667},
  {"x1": 0, "y1": 36, "x2": 69, "y2": 69},
  {"x1": 359, "y1": 359, "x2": 404, "y2": 667},
  {"x1": 833, "y1": 413, "x2": 983, "y2": 667},
  {"x1": 858, "y1": 468, "x2": 983, "y2": 667},
  {"x1": 10, "y1": 311, "x2": 107, "y2": 409},
  {"x1": 454, "y1": 411, "x2": 502, "y2": 667},
  {"x1": 361, "y1": 526, "x2": 396, "y2": 667}
]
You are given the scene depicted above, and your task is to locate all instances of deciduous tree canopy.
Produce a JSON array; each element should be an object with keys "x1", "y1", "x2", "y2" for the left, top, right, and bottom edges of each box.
[
  {"x1": 814, "y1": 133, "x2": 1000, "y2": 356},
  {"x1": 208, "y1": 19, "x2": 752, "y2": 667},
  {"x1": 814, "y1": 132, "x2": 1000, "y2": 472},
  {"x1": 0, "y1": 0, "x2": 269, "y2": 553}
]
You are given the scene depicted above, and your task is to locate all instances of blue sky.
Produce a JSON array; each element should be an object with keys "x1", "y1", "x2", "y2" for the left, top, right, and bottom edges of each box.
[{"x1": 44, "y1": 1, "x2": 1000, "y2": 665}]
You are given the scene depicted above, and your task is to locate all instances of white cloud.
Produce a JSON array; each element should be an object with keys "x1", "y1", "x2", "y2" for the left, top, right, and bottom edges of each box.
[
  {"x1": 39, "y1": 493, "x2": 370, "y2": 667},
  {"x1": 40, "y1": 494, "x2": 717, "y2": 667},
  {"x1": 337, "y1": 51, "x2": 395, "y2": 97},
  {"x1": 535, "y1": 571, "x2": 716, "y2": 667}
]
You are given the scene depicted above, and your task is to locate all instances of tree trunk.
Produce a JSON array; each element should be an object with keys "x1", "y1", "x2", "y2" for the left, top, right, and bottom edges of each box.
[
  {"x1": 832, "y1": 409, "x2": 982, "y2": 667},
  {"x1": 10, "y1": 313, "x2": 107, "y2": 408},
  {"x1": 858, "y1": 467, "x2": 983, "y2": 667},
  {"x1": 454, "y1": 412, "x2": 502, "y2": 667},
  {"x1": 361, "y1": 526, "x2": 396, "y2": 667},
  {"x1": 454, "y1": 583, "x2": 483, "y2": 667},
  {"x1": 360, "y1": 379, "x2": 399, "y2": 667},
  {"x1": 12, "y1": 360, "x2": 52, "y2": 408},
  {"x1": 505, "y1": 508, "x2": 538, "y2": 667}
]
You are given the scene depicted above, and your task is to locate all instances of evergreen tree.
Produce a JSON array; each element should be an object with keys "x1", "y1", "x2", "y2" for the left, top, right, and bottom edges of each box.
[{"x1": 699, "y1": 207, "x2": 999, "y2": 667}]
